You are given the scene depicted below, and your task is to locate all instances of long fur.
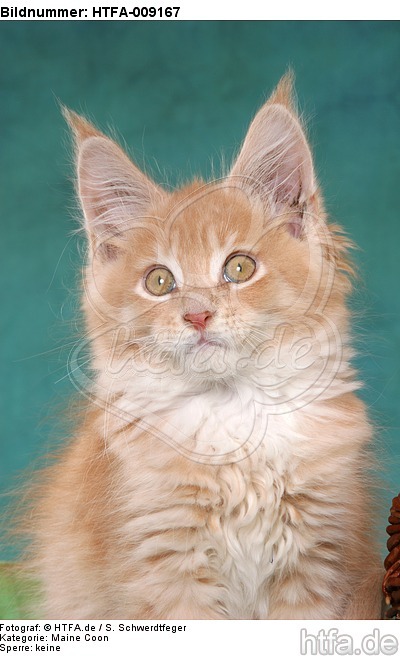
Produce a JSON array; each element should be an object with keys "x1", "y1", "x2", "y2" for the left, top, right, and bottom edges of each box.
[{"x1": 22, "y1": 75, "x2": 383, "y2": 619}]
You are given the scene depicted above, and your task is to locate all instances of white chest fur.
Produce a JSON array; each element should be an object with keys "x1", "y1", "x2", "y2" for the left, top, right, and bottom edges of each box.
[{"x1": 108, "y1": 378, "x2": 323, "y2": 618}]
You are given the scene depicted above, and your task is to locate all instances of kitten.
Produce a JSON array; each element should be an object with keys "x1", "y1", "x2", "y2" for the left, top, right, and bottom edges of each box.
[{"x1": 26, "y1": 74, "x2": 383, "y2": 619}]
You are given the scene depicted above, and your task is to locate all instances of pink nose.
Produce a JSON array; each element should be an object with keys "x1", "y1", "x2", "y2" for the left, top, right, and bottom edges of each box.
[{"x1": 183, "y1": 311, "x2": 213, "y2": 331}]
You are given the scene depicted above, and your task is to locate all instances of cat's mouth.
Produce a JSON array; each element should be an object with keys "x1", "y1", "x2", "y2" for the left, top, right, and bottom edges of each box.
[
  {"x1": 184, "y1": 334, "x2": 227, "y2": 352},
  {"x1": 196, "y1": 335, "x2": 224, "y2": 348}
]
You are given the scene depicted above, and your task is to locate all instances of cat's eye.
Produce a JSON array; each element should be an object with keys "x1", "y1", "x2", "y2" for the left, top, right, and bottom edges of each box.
[
  {"x1": 145, "y1": 267, "x2": 176, "y2": 296},
  {"x1": 223, "y1": 254, "x2": 256, "y2": 284}
]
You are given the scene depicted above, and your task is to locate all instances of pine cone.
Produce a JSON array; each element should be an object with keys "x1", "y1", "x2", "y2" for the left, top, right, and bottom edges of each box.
[{"x1": 383, "y1": 494, "x2": 400, "y2": 618}]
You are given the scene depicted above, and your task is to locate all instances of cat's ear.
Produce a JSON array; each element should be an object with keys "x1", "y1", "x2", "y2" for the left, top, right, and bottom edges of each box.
[
  {"x1": 228, "y1": 73, "x2": 317, "y2": 237},
  {"x1": 63, "y1": 108, "x2": 165, "y2": 256}
]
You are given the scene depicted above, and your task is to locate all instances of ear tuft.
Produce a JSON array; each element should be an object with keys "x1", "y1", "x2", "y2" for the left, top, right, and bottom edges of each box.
[
  {"x1": 62, "y1": 107, "x2": 101, "y2": 147},
  {"x1": 267, "y1": 70, "x2": 296, "y2": 112}
]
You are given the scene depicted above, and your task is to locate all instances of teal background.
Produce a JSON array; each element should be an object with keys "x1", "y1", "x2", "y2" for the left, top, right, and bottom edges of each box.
[{"x1": 1, "y1": 21, "x2": 399, "y2": 559}]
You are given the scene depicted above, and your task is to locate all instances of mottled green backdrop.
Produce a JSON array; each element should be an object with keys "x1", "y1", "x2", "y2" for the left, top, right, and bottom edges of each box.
[{"x1": 1, "y1": 22, "x2": 399, "y2": 564}]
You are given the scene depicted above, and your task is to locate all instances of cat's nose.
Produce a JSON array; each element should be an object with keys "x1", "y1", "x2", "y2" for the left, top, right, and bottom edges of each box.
[{"x1": 183, "y1": 311, "x2": 213, "y2": 331}]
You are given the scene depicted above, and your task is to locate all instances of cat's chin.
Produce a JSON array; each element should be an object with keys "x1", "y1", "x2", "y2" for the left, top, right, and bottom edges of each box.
[{"x1": 157, "y1": 338, "x2": 237, "y2": 385}]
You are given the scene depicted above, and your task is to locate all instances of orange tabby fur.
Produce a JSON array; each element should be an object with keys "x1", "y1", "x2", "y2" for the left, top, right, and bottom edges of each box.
[{"x1": 25, "y1": 75, "x2": 383, "y2": 619}]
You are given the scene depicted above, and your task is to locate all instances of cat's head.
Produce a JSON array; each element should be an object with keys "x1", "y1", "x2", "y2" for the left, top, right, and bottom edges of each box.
[{"x1": 67, "y1": 74, "x2": 354, "y2": 407}]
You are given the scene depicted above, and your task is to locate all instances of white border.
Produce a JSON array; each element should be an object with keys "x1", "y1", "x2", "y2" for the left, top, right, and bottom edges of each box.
[{"x1": 0, "y1": 0, "x2": 399, "y2": 20}]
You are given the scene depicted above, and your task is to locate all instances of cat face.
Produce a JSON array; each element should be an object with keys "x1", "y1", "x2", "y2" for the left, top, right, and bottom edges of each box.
[{"x1": 67, "y1": 75, "x2": 352, "y2": 399}]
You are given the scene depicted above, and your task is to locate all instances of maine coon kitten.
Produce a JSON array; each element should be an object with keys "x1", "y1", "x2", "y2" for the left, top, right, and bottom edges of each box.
[{"x1": 26, "y1": 75, "x2": 383, "y2": 619}]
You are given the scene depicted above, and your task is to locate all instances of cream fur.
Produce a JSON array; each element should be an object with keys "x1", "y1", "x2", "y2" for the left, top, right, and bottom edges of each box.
[{"x1": 25, "y1": 75, "x2": 383, "y2": 619}]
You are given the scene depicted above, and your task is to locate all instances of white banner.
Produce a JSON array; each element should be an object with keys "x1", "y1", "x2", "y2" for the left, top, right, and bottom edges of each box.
[
  {"x1": 0, "y1": 0, "x2": 398, "y2": 20},
  {"x1": 0, "y1": 620, "x2": 400, "y2": 656}
]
